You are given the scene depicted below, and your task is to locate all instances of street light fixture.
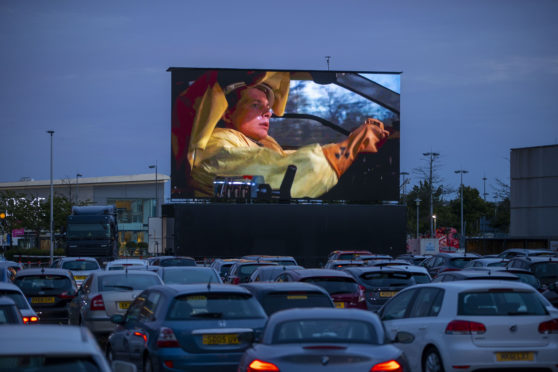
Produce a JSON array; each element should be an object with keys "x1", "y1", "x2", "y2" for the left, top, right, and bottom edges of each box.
[
  {"x1": 75, "y1": 173, "x2": 82, "y2": 204},
  {"x1": 423, "y1": 152, "x2": 440, "y2": 237},
  {"x1": 455, "y1": 169, "x2": 469, "y2": 252},
  {"x1": 47, "y1": 130, "x2": 54, "y2": 265},
  {"x1": 415, "y1": 198, "x2": 421, "y2": 239},
  {"x1": 432, "y1": 214, "x2": 437, "y2": 236}
]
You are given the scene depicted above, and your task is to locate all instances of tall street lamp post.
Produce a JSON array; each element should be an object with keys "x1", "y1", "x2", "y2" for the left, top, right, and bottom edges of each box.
[
  {"x1": 75, "y1": 173, "x2": 82, "y2": 204},
  {"x1": 47, "y1": 130, "x2": 54, "y2": 265},
  {"x1": 148, "y1": 162, "x2": 159, "y2": 255},
  {"x1": 432, "y1": 214, "x2": 437, "y2": 235},
  {"x1": 415, "y1": 198, "x2": 421, "y2": 239},
  {"x1": 423, "y1": 152, "x2": 439, "y2": 237},
  {"x1": 455, "y1": 169, "x2": 469, "y2": 252}
]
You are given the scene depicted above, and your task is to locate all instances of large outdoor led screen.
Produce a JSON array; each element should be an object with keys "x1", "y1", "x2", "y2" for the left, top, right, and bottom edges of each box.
[{"x1": 169, "y1": 68, "x2": 400, "y2": 202}]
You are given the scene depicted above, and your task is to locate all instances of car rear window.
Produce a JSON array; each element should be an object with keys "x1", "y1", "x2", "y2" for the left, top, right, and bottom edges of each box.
[
  {"x1": 411, "y1": 273, "x2": 431, "y2": 284},
  {"x1": 261, "y1": 292, "x2": 333, "y2": 315},
  {"x1": 450, "y1": 258, "x2": 476, "y2": 268},
  {"x1": 167, "y1": 292, "x2": 266, "y2": 320},
  {"x1": 301, "y1": 277, "x2": 358, "y2": 295},
  {"x1": 14, "y1": 275, "x2": 72, "y2": 294},
  {"x1": 0, "y1": 356, "x2": 102, "y2": 371},
  {"x1": 62, "y1": 260, "x2": 99, "y2": 271},
  {"x1": 531, "y1": 262, "x2": 558, "y2": 280},
  {"x1": 458, "y1": 290, "x2": 548, "y2": 316},
  {"x1": 98, "y1": 274, "x2": 160, "y2": 291},
  {"x1": 0, "y1": 290, "x2": 29, "y2": 309},
  {"x1": 163, "y1": 269, "x2": 220, "y2": 284},
  {"x1": 239, "y1": 264, "x2": 268, "y2": 276},
  {"x1": 159, "y1": 258, "x2": 196, "y2": 267},
  {"x1": 273, "y1": 319, "x2": 381, "y2": 345},
  {"x1": 359, "y1": 272, "x2": 413, "y2": 287}
]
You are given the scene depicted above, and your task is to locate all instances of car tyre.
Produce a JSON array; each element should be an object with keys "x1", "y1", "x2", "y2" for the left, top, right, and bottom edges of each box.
[{"x1": 423, "y1": 347, "x2": 444, "y2": 372}]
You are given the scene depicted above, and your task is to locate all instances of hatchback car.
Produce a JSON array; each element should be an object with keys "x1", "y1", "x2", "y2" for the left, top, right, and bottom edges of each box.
[
  {"x1": 275, "y1": 268, "x2": 366, "y2": 309},
  {"x1": 344, "y1": 266, "x2": 431, "y2": 311},
  {"x1": 56, "y1": 257, "x2": 102, "y2": 287},
  {"x1": 106, "y1": 284, "x2": 268, "y2": 372},
  {"x1": 210, "y1": 258, "x2": 244, "y2": 281},
  {"x1": 327, "y1": 250, "x2": 373, "y2": 261},
  {"x1": 379, "y1": 281, "x2": 558, "y2": 372},
  {"x1": 68, "y1": 270, "x2": 163, "y2": 336},
  {"x1": 421, "y1": 253, "x2": 480, "y2": 278},
  {"x1": 0, "y1": 282, "x2": 38, "y2": 324},
  {"x1": 238, "y1": 308, "x2": 411, "y2": 372},
  {"x1": 148, "y1": 256, "x2": 196, "y2": 268},
  {"x1": 241, "y1": 255, "x2": 299, "y2": 266},
  {"x1": 14, "y1": 268, "x2": 77, "y2": 324},
  {"x1": 105, "y1": 259, "x2": 149, "y2": 271},
  {"x1": 241, "y1": 282, "x2": 334, "y2": 315},
  {"x1": 156, "y1": 266, "x2": 222, "y2": 284},
  {"x1": 248, "y1": 265, "x2": 303, "y2": 282},
  {"x1": 226, "y1": 261, "x2": 277, "y2": 284},
  {"x1": 323, "y1": 259, "x2": 365, "y2": 270},
  {"x1": 507, "y1": 256, "x2": 558, "y2": 287}
]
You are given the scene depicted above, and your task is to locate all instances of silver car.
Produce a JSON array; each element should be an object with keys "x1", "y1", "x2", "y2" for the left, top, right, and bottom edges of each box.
[
  {"x1": 0, "y1": 282, "x2": 38, "y2": 324},
  {"x1": 56, "y1": 257, "x2": 102, "y2": 287},
  {"x1": 69, "y1": 270, "x2": 163, "y2": 335}
]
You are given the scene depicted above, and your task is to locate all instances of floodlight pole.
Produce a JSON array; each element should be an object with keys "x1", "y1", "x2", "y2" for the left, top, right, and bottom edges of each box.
[
  {"x1": 415, "y1": 198, "x2": 421, "y2": 240},
  {"x1": 423, "y1": 152, "x2": 439, "y2": 237},
  {"x1": 47, "y1": 130, "x2": 54, "y2": 265},
  {"x1": 455, "y1": 169, "x2": 469, "y2": 252}
]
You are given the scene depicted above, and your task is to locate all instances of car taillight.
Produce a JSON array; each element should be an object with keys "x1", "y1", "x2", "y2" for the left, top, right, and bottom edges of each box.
[
  {"x1": 156, "y1": 327, "x2": 180, "y2": 348},
  {"x1": 538, "y1": 319, "x2": 558, "y2": 334},
  {"x1": 445, "y1": 320, "x2": 486, "y2": 335},
  {"x1": 22, "y1": 316, "x2": 39, "y2": 324},
  {"x1": 90, "y1": 294, "x2": 105, "y2": 311},
  {"x1": 247, "y1": 359, "x2": 279, "y2": 372},
  {"x1": 370, "y1": 360, "x2": 403, "y2": 372},
  {"x1": 358, "y1": 284, "x2": 366, "y2": 302}
]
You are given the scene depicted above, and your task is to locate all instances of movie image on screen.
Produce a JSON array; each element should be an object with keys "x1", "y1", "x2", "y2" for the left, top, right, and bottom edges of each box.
[{"x1": 169, "y1": 68, "x2": 400, "y2": 202}]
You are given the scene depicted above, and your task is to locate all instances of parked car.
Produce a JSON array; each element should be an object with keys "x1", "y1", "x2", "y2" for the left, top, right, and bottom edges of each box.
[
  {"x1": 241, "y1": 255, "x2": 298, "y2": 266},
  {"x1": 275, "y1": 268, "x2": 366, "y2": 309},
  {"x1": 0, "y1": 282, "x2": 38, "y2": 324},
  {"x1": 507, "y1": 256, "x2": 558, "y2": 287},
  {"x1": 323, "y1": 259, "x2": 365, "y2": 270},
  {"x1": 248, "y1": 265, "x2": 303, "y2": 282},
  {"x1": 432, "y1": 269, "x2": 521, "y2": 283},
  {"x1": 497, "y1": 248, "x2": 556, "y2": 259},
  {"x1": 14, "y1": 268, "x2": 77, "y2": 324},
  {"x1": 463, "y1": 257, "x2": 509, "y2": 269},
  {"x1": 105, "y1": 259, "x2": 149, "y2": 271},
  {"x1": 106, "y1": 283, "x2": 268, "y2": 372},
  {"x1": 55, "y1": 256, "x2": 102, "y2": 287},
  {"x1": 378, "y1": 280, "x2": 558, "y2": 372},
  {"x1": 210, "y1": 258, "x2": 244, "y2": 281},
  {"x1": 420, "y1": 253, "x2": 480, "y2": 278},
  {"x1": 240, "y1": 282, "x2": 334, "y2": 315},
  {"x1": 327, "y1": 250, "x2": 373, "y2": 261},
  {"x1": 148, "y1": 256, "x2": 196, "y2": 268},
  {"x1": 344, "y1": 266, "x2": 431, "y2": 311},
  {"x1": 0, "y1": 297, "x2": 23, "y2": 324},
  {"x1": 238, "y1": 308, "x2": 412, "y2": 372},
  {"x1": 0, "y1": 324, "x2": 135, "y2": 372},
  {"x1": 396, "y1": 254, "x2": 429, "y2": 265},
  {"x1": 366, "y1": 259, "x2": 414, "y2": 267},
  {"x1": 226, "y1": 261, "x2": 277, "y2": 284},
  {"x1": 68, "y1": 270, "x2": 163, "y2": 336},
  {"x1": 156, "y1": 266, "x2": 222, "y2": 284},
  {"x1": 468, "y1": 266, "x2": 542, "y2": 290}
]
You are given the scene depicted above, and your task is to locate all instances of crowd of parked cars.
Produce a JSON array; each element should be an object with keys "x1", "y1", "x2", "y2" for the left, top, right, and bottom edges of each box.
[{"x1": 0, "y1": 248, "x2": 557, "y2": 372}]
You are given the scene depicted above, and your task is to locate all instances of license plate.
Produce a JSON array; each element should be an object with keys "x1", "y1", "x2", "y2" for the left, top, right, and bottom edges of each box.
[
  {"x1": 118, "y1": 301, "x2": 131, "y2": 310},
  {"x1": 31, "y1": 297, "x2": 55, "y2": 304},
  {"x1": 496, "y1": 352, "x2": 534, "y2": 362},
  {"x1": 202, "y1": 334, "x2": 239, "y2": 345},
  {"x1": 74, "y1": 275, "x2": 87, "y2": 280},
  {"x1": 334, "y1": 302, "x2": 345, "y2": 308},
  {"x1": 380, "y1": 291, "x2": 397, "y2": 297}
]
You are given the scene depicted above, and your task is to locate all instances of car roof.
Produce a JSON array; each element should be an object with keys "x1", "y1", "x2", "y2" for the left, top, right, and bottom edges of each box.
[
  {"x1": 15, "y1": 268, "x2": 72, "y2": 277},
  {"x1": 0, "y1": 325, "x2": 104, "y2": 356},
  {"x1": 519, "y1": 256, "x2": 558, "y2": 263},
  {"x1": 344, "y1": 265, "x2": 428, "y2": 275},
  {"x1": 240, "y1": 282, "x2": 330, "y2": 295},
  {"x1": 405, "y1": 280, "x2": 535, "y2": 292},
  {"x1": 269, "y1": 307, "x2": 379, "y2": 324},
  {"x1": 0, "y1": 282, "x2": 25, "y2": 292},
  {"x1": 107, "y1": 259, "x2": 148, "y2": 264},
  {"x1": 440, "y1": 270, "x2": 519, "y2": 279},
  {"x1": 93, "y1": 270, "x2": 160, "y2": 277},
  {"x1": 59, "y1": 257, "x2": 98, "y2": 262},
  {"x1": 151, "y1": 283, "x2": 253, "y2": 296},
  {"x1": 0, "y1": 296, "x2": 17, "y2": 306},
  {"x1": 435, "y1": 253, "x2": 480, "y2": 257},
  {"x1": 158, "y1": 266, "x2": 214, "y2": 272},
  {"x1": 284, "y1": 268, "x2": 354, "y2": 279}
]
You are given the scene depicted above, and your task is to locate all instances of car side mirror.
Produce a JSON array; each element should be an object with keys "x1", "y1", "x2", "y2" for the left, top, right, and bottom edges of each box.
[
  {"x1": 112, "y1": 360, "x2": 137, "y2": 372},
  {"x1": 393, "y1": 331, "x2": 414, "y2": 344},
  {"x1": 110, "y1": 314, "x2": 125, "y2": 324}
]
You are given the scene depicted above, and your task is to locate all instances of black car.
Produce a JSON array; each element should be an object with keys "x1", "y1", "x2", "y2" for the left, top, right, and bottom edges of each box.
[
  {"x1": 420, "y1": 253, "x2": 480, "y2": 278},
  {"x1": 14, "y1": 268, "x2": 77, "y2": 324},
  {"x1": 240, "y1": 282, "x2": 334, "y2": 315},
  {"x1": 343, "y1": 266, "x2": 431, "y2": 311},
  {"x1": 507, "y1": 256, "x2": 558, "y2": 286},
  {"x1": 0, "y1": 297, "x2": 23, "y2": 324}
]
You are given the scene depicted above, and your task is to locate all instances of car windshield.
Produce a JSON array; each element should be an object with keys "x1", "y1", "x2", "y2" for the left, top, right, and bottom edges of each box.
[
  {"x1": 261, "y1": 292, "x2": 332, "y2": 315},
  {"x1": 0, "y1": 290, "x2": 29, "y2": 309},
  {"x1": 62, "y1": 261, "x2": 99, "y2": 271},
  {"x1": 301, "y1": 277, "x2": 358, "y2": 295},
  {"x1": 273, "y1": 319, "x2": 381, "y2": 345},
  {"x1": 450, "y1": 258, "x2": 476, "y2": 268},
  {"x1": 14, "y1": 275, "x2": 72, "y2": 294},
  {"x1": 0, "y1": 356, "x2": 102, "y2": 372},
  {"x1": 167, "y1": 292, "x2": 266, "y2": 320},
  {"x1": 66, "y1": 223, "x2": 111, "y2": 240},
  {"x1": 159, "y1": 258, "x2": 196, "y2": 267},
  {"x1": 359, "y1": 272, "x2": 413, "y2": 287},
  {"x1": 411, "y1": 273, "x2": 431, "y2": 284},
  {"x1": 163, "y1": 270, "x2": 220, "y2": 284},
  {"x1": 458, "y1": 290, "x2": 548, "y2": 316},
  {"x1": 98, "y1": 274, "x2": 160, "y2": 291}
]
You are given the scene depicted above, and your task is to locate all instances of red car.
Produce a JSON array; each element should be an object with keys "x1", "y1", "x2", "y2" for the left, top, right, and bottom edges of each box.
[{"x1": 275, "y1": 269, "x2": 366, "y2": 309}]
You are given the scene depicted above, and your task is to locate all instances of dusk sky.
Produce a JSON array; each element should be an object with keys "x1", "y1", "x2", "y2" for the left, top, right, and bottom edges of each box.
[{"x1": 1, "y1": 1, "x2": 557, "y2": 203}]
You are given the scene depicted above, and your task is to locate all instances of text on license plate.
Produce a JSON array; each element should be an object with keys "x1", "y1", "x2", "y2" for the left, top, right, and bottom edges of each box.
[
  {"x1": 31, "y1": 297, "x2": 55, "y2": 304},
  {"x1": 380, "y1": 291, "x2": 397, "y2": 297},
  {"x1": 118, "y1": 301, "x2": 131, "y2": 310},
  {"x1": 496, "y1": 352, "x2": 534, "y2": 362},
  {"x1": 202, "y1": 334, "x2": 239, "y2": 345},
  {"x1": 334, "y1": 302, "x2": 345, "y2": 308}
]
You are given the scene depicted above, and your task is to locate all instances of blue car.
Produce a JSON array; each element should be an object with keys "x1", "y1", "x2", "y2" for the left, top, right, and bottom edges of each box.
[{"x1": 106, "y1": 283, "x2": 267, "y2": 372}]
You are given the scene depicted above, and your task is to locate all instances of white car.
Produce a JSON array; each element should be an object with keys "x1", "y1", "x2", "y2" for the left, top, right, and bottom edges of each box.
[
  {"x1": 56, "y1": 257, "x2": 102, "y2": 287},
  {"x1": 105, "y1": 259, "x2": 149, "y2": 271},
  {"x1": 0, "y1": 325, "x2": 135, "y2": 371},
  {"x1": 378, "y1": 280, "x2": 558, "y2": 372}
]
